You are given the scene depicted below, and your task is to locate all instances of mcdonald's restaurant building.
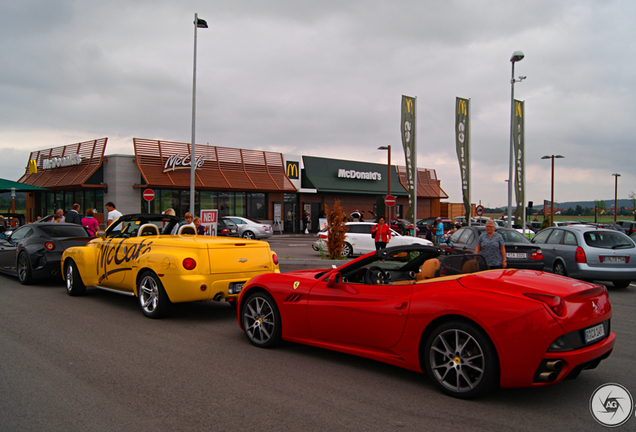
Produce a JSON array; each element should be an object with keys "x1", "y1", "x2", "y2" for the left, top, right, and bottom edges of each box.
[{"x1": 19, "y1": 138, "x2": 448, "y2": 232}]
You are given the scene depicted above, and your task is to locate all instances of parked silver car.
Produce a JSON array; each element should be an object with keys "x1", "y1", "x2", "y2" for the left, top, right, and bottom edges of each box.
[
  {"x1": 226, "y1": 216, "x2": 273, "y2": 240},
  {"x1": 531, "y1": 225, "x2": 636, "y2": 288}
]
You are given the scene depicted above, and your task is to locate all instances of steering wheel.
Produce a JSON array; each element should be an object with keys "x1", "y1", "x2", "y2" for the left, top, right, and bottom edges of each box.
[{"x1": 364, "y1": 266, "x2": 390, "y2": 285}]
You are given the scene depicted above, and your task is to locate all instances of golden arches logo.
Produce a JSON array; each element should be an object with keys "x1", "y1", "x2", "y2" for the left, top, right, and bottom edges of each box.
[
  {"x1": 28, "y1": 159, "x2": 38, "y2": 174},
  {"x1": 457, "y1": 99, "x2": 468, "y2": 115},
  {"x1": 286, "y1": 162, "x2": 299, "y2": 179},
  {"x1": 404, "y1": 98, "x2": 414, "y2": 114},
  {"x1": 515, "y1": 101, "x2": 523, "y2": 117}
]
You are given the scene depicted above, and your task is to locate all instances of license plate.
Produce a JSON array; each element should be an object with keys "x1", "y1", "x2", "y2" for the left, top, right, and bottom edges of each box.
[
  {"x1": 229, "y1": 282, "x2": 245, "y2": 295},
  {"x1": 506, "y1": 252, "x2": 526, "y2": 259},
  {"x1": 584, "y1": 323, "x2": 605, "y2": 343},
  {"x1": 602, "y1": 256, "x2": 626, "y2": 263}
]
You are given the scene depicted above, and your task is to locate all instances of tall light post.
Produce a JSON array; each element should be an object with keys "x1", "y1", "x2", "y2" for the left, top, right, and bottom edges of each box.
[
  {"x1": 507, "y1": 50, "x2": 526, "y2": 228},
  {"x1": 541, "y1": 155, "x2": 564, "y2": 227},
  {"x1": 378, "y1": 145, "x2": 391, "y2": 222},
  {"x1": 190, "y1": 13, "x2": 208, "y2": 215},
  {"x1": 612, "y1": 173, "x2": 621, "y2": 222}
]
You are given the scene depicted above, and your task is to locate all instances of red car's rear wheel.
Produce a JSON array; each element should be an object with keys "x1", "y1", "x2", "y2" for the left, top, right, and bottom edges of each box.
[{"x1": 424, "y1": 321, "x2": 498, "y2": 399}]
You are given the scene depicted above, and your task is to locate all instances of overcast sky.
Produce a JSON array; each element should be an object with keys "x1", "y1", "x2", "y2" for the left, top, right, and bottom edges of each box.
[{"x1": 1, "y1": 0, "x2": 634, "y2": 208}]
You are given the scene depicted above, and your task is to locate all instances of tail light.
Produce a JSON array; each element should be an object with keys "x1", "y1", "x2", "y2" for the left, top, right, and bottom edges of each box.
[
  {"x1": 220, "y1": 228, "x2": 230, "y2": 234},
  {"x1": 524, "y1": 293, "x2": 566, "y2": 317},
  {"x1": 319, "y1": 233, "x2": 328, "y2": 239},
  {"x1": 531, "y1": 249, "x2": 543, "y2": 260},
  {"x1": 272, "y1": 253, "x2": 279, "y2": 265},
  {"x1": 182, "y1": 258, "x2": 197, "y2": 270},
  {"x1": 45, "y1": 242, "x2": 55, "y2": 251},
  {"x1": 574, "y1": 247, "x2": 587, "y2": 263}
]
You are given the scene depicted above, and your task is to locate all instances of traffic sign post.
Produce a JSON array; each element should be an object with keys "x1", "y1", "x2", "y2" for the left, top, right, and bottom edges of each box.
[
  {"x1": 476, "y1": 205, "x2": 484, "y2": 216},
  {"x1": 143, "y1": 189, "x2": 155, "y2": 213},
  {"x1": 385, "y1": 195, "x2": 396, "y2": 207}
]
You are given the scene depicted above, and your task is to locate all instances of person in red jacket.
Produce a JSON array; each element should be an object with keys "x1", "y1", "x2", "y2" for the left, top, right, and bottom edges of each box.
[{"x1": 371, "y1": 217, "x2": 391, "y2": 250}]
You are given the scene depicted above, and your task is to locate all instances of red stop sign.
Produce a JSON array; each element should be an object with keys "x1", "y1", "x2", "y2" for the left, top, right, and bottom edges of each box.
[
  {"x1": 143, "y1": 189, "x2": 155, "y2": 202},
  {"x1": 385, "y1": 195, "x2": 396, "y2": 207}
]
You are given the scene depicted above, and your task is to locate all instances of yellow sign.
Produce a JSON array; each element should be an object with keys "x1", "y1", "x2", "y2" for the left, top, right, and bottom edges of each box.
[
  {"x1": 28, "y1": 160, "x2": 38, "y2": 174},
  {"x1": 286, "y1": 162, "x2": 299, "y2": 179}
]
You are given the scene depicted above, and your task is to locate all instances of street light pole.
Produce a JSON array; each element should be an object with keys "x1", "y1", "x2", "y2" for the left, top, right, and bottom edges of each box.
[
  {"x1": 612, "y1": 173, "x2": 621, "y2": 222},
  {"x1": 190, "y1": 13, "x2": 208, "y2": 216},
  {"x1": 378, "y1": 146, "x2": 391, "y2": 223},
  {"x1": 541, "y1": 155, "x2": 564, "y2": 227},
  {"x1": 507, "y1": 51, "x2": 525, "y2": 228}
]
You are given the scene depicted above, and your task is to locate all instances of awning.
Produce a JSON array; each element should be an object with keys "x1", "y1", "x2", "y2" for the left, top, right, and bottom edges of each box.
[
  {"x1": 18, "y1": 138, "x2": 107, "y2": 189},
  {"x1": 133, "y1": 138, "x2": 296, "y2": 192},
  {"x1": 0, "y1": 178, "x2": 47, "y2": 192}
]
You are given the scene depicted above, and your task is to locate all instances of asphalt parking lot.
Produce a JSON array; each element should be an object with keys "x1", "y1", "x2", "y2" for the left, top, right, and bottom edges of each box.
[{"x1": 1, "y1": 235, "x2": 635, "y2": 431}]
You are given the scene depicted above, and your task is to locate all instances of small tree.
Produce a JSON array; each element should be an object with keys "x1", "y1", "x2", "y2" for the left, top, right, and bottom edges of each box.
[{"x1": 324, "y1": 200, "x2": 348, "y2": 259}]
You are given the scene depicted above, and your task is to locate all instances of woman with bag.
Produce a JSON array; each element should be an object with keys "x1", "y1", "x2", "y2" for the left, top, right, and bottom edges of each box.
[
  {"x1": 371, "y1": 217, "x2": 391, "y2": 250},
  {"x1": 82, "y1": 209, "x2": 99, "y2": 237}
]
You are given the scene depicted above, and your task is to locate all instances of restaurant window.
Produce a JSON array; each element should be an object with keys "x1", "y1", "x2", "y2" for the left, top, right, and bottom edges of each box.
[
  {"x1": 64, "y1": 191, "x2": 73, "y2": 212},
  {"x1": 200, "y1": 190, "x2": 216, "y2": 212},
  {"x1": 234, "y1": 192, "x2": 246, "y2": 217},
  {"x1": 74, "y1": 190, "x2": 84, "y2": 212},
  {"x1": 247, "y1": 193, "x2": 266, "y2": 219},
  {"x1": 218, "y1": 192, "x2": 231, "y2": 216}
]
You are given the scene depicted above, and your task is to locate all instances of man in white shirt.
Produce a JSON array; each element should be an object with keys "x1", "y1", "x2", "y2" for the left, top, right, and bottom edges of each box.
[{"x1": 106, "y1": 202, "x2": 123, "y2": 227}]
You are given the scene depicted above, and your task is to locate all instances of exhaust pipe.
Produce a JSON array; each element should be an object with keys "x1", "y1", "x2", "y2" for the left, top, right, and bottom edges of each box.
[
  {"x1": 539, "y1": 371, "x2": 558, "y2": 382},
  {"x1": 212, "y1": 292, "x2": 223, "y2": 302},
  {"x1": 546, "y1": 360, "x2": 564, "y2": 371}
]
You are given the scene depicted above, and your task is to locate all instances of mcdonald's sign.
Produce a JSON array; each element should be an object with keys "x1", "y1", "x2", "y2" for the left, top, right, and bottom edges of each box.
[
  {"x1": 286, "y1": 161, "x2": 299, "y2": 179},
  {"x1": 28, "y1": 159, "x2": 38, "y2": 174}
]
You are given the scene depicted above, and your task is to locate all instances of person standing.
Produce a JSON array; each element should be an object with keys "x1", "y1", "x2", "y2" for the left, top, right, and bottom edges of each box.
[
  {"x1": 193, "y1": 216, "x2": 206, "y2": 235},
  {"x1": 65, "y1": 203, "x2": 82, "y2": 224},
  {"x1": 435, "y1": 218, "x2": 444, "y2": 245},
  {"x1": 474, "y1": 220, "x2": 507, "y2": 269},
  {"x1": 105, "y1": 202, "x2": 122, "y2": 227},
  {"x1": 81, "y1": 209, "x2": 99, "y2": 236},
  {"x1": 55, "y1": 208, "x2": 65, "y2": 223},
  {"x1": 371, "y1": 217, "x2": 391, "y2": 250}
]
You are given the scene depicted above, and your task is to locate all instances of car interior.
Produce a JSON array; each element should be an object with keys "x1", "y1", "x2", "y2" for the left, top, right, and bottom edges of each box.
[{"x1": 324, "y1": 249, "x2": 489, "y2": 286}]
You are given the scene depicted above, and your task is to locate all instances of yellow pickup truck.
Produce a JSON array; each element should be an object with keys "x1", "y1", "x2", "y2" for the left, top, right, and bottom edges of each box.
[{"x1": 61, "y1": 213, "x2": 279, "y2": 318}]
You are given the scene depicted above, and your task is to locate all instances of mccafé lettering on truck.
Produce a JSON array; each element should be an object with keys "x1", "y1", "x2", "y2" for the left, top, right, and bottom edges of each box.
[{"x1": 98, "y1": 238, "x2": 153, "y2": 280}]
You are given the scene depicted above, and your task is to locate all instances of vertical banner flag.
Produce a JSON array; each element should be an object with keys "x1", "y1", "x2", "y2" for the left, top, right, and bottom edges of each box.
[
  {"x1": 513, "y1": 100, "x2": 525, "y2": 227},
  {"x1": 401, "y1": 95, "x2": 416, "y2": 221},
  {"x1": 455, "y1": 97, "x2": 470, "y2": 222}
]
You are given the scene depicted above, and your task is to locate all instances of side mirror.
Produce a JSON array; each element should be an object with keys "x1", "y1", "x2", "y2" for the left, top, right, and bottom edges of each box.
[
  {"x1": 326, "y1": 272, "x2": 342, "y2": 288},
  {"x1": 96, "y1": 230, "x2": 106, "y2": 238}
]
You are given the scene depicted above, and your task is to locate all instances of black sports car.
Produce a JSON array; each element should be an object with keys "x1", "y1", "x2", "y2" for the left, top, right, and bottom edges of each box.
[
  {"x1": 0, "y1": 223, "x2": 92, "y2": 284},
  {"x1": 443, "y1": 226, "x2": 544, "y2": 270}
]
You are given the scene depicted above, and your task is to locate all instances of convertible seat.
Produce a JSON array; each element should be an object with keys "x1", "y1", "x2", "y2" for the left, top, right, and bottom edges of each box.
[
  {"x1": 138, "y1": 224, "x2": 159, "y2": 236},
  {"x1": 178, "y1": 225, "x2": 197, "y2": 235},
  {"x1": 416, "y1": 258, "x2": 440, "y2": 281},
  {"x1": 461, "y1": 259, "x2": 480, "y2": 274}
]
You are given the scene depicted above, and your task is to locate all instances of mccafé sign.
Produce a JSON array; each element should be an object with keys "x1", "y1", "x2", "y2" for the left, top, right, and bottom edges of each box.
[
  {"x1": 163, "y1": 154, "x2": 205, "y2": 172},
  {"x1": 42, "y1": 154, "x2": 82, "y2": 169}
]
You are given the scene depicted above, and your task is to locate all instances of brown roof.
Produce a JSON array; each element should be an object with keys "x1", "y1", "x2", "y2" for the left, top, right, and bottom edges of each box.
[
  {"x1": 396, "y1": 166, "x2": 448, "y2": 199},
  {"x1": 19, "y1": 138, "x2": 107, "y2": 189},
  {"x1": 133, "y1": 138, "x2": 296, "y2": 192}
]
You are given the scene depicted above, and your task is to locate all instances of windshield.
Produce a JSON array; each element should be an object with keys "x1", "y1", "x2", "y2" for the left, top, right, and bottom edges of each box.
[
  {"x1": 584, "y1": 231, "x2": 634, "y2": 249},
  {"x1": 39, "y1": 225, "x2": 90, "y2": 238},
  {"x1": 496, "y1": 229, "x2": 529, "y2": 243}
]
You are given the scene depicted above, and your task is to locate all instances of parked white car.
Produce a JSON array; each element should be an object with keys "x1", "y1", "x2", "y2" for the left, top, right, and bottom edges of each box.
[
  {"x1": 226, "y1": 216, "x2": 273, "y2": 239},
  {"x1": 312, "y1": 222, "x2": 433, "y2": 257}
]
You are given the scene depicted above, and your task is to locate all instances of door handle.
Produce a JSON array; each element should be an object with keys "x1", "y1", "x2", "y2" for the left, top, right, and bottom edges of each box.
[{"x1": 394, "y1": 302, "x2": 407, "y2": 310}]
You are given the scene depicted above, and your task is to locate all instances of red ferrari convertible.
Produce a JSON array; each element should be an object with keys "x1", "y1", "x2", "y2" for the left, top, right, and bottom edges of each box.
[{"x1": 237, "y1": 245, "x2": 615, "y2": 398}]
